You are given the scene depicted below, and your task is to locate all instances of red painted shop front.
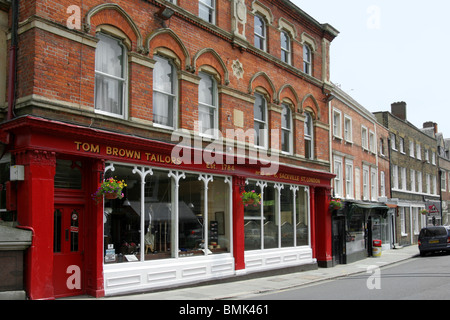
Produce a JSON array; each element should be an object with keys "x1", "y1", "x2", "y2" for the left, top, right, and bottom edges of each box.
[{"x1": 1, "y1": 116, "x2": 333, "y2": 299}]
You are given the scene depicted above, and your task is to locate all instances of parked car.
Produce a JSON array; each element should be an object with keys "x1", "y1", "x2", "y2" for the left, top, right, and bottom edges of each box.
[{"x1": 418, "y1": 226, "x2": 450, "y2": 256}]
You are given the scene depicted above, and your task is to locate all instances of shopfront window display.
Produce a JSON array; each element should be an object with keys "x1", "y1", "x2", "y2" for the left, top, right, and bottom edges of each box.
[
  {"x1": 103, "y1": 163, "x2": 231, "y2": 263},
  {"x1": 244, "y1": 179, "x2": 310, "y2": 251}
]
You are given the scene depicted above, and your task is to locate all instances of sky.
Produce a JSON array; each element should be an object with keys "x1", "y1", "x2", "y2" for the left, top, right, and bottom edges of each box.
[{"x1": 291, "y1": 0, "x2": 450, "y2": 137}]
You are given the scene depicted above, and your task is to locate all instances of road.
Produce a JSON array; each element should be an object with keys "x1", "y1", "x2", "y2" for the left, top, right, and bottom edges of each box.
[{"x1": 246, "y1": 252, "x2": 450, "y2": 300}]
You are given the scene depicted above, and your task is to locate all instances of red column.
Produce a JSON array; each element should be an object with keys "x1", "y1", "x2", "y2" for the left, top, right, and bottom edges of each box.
[
  {"x1": 15, "y1": 150, "x2": 56, "y2": 300},
  {"x1": 314, "y1": 187, "x2": 333, "y2": 267},
  {"x1": 84, "y1": 159, "x2": 105, "y2": 298},
  {"x1": 232, "y1": 175, "x2": 246, "y2": 271},
  {"x1": 309, "y1": 187, "x2": 316, "y2": 258}
]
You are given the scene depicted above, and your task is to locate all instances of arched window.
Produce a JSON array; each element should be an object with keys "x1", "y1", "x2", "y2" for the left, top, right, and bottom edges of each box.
[
  {"x1": 281, "y1": 31, "x2": 291, "y2": 65},
  {"x1": 254, "y1": 14, "x2": 266, "y2": 51},
  {"x1": 153, "y1": 55, "x2": 177, "y2": 129},
  {"x1": 198, "y1": 72, "x2": 218, "y2": 137},
  {"x1": 254, "y1": 93, "x2": 268, "y2": 148},
  {"x1": 95, "y1": 33, "x2": 127, "y2": 118},
  {"x1": 304, "y1": 112, "x2": 314, "y2": 159},
  {"x1": 281, "y1": 103, "x2": 292, "y2": 154},
  {"x1": 303, "y1": 44, "x2": 312, "y2": 75}
]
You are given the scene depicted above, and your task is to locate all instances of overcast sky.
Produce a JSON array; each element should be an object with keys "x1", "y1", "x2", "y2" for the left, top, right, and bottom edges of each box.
[{"x1": 292, "y1": 0, "x2": 450, "y2": 137}]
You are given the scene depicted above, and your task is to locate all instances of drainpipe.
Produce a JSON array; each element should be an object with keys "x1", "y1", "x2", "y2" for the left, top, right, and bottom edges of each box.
[{"x1": 7, "y1": 0, "x2": 19, "y2": 121}]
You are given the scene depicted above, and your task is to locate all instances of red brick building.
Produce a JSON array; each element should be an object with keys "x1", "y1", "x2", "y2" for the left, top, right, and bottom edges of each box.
[
  {"x1": 330, "y1": 85, "x2": 392, "y2": 264},
  {"x1": 0, "y1": 0, "x2": 338, "y2": 299}
]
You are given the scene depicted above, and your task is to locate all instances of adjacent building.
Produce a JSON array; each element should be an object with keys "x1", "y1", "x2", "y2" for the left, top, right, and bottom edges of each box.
[
  {"x1": 0, "y1": 0, "x2": 339, "y2": 299},
  {"x1": 374, "y1": 102, "x2": 440, "y2": 247},
  {"x1": 330, "y1": 85, "x2": 392, "y2": 264}
]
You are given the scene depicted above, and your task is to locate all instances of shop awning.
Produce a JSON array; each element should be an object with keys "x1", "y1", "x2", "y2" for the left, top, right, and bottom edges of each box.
[{"x1": 347, "y1": 201, "x2": 390, "y2": 218}]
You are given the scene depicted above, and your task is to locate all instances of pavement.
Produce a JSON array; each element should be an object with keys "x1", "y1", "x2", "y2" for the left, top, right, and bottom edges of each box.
[{"x1": 66, "y1": 245, "x2": 420, "y2": 300}]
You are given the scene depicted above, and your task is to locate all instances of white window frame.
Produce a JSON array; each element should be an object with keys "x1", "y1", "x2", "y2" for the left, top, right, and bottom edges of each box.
[
  {"x1": 304, "y1": 112, "x2": 314, "y2": 159},
  {"x1": 410, "y1": 169, "x2": 416, "y2": 192},
  {"x1": 345, "y1": 160, "x2": 354, "y2": 199},
  {"x1": 362, "y1": 165, "x2": 369, "y2": 200},
  {"x1": 281, "y1": 103, "x2": 293, "y2": 154},
  {"x1": 254, "y1": 93, "x2": 268, "y2": 149},
  {"x1": 380, "y1": 171, "x2": 386, "y2": 197},
  {"x1": 409, "y1": 140, "x2": 415, "y2": 158},
  {"x1": 303, "y1": 44, "x2": 312, "y2": 75},
  {"x1": 153, "y1": 55, "x2": 178, "y2": 130},
  {"x1": 391, "y1": 134, "x2": 397, "y2": 151},
  {"x1": 334, "y1": 156, "x2": 343, "y2": 198},
  {"x1": 198, "y1": 71, "x2": 218, "y2": 138},
  {"x1": 416, "y1": 143, "x2": 422, "y2": 160},
  {"x1": 332, "y1": 109, "x2": 342, "y2": 139},
  {"x1": 392, "y1": 165, "x2": 399, "y2": 190},
  {"x1": 344, "y1": 115, "x2": 352, "y2": 143},
  {"x1": 417, "y1": 171, "x2": 423, "y2": 193},
  {"x1": 254, "y1": 14, "x2": 267, "y2": 51},
  {"x1": 400, "y1": 167, "x2": 407, "y2": 191},
  {"x1": 361, "y1": 126, "x2": 368, "y2": 150},
  {"x1": 94, "y1": 32, "x2": 128, "y2": 119},
  {"x1": 370, "y1": 167, "x2": 377, "y2": 201},
  {"x1": 199, "y1": 0, "x2": 216, "y2": 24},
  {"x1": 369, "y1": 131, "x2": 376, "y2": 153},
  {"x1": 280, "y1": 30, "x2": 291, "y2": 65}
]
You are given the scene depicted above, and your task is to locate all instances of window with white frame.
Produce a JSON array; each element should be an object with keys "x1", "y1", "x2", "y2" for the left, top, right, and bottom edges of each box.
[
  {"x1": 413, "y1": 207, "x2": 420, "y2": 234},
  {"x1": 303, "y1": 44, "x2": 312, "y2": 75},
  {"x1": 254, "y1": 14, "x2": 266, "y2": 51},
  {"x1": 400, "y1": 207, "x2": 406, "y2": 235},
  {"x1": 153, "y1": 55, "x2": 177, "y2": 129},
  {"x1": 416, "y1": 143, "x2": 422, "y2": 160},
  {"x1": 409, "y1": 140, "x2": 414, "y2": 157},
  {"x1": 425, "y1": 149, "x2": 429, "y2": 163},
  {"x1": 369, "y1": 131, "x2": 376, "y2": 153},
  {"x1": 362, "y1": 166, "x2": 369, "y2": 200},
  {"x1": 304, "y1": 112, "x2": 314, "y2": 159},
  {"x1": 199, "y1": 0, "x2": 215, "y2": 24},
  {"x1": 361, "y1": 126, "x2": 368, "y2": 150},
  {"x1": 426, "y1": 173, "x2": 431, "y2": 194},
  {"x1": 198, "y1": 72, "x2": 218, "y2": 137},
  {"x1": 399, "y1": 137, "x2": 404, "y2": 153},
  {"x1": 254, "y1": 93, "x2": 268, "y2": 148},
  {"x1": 95, "y1": 33, "x2": 127, "y2": 118},
  {"x1": 280, "y1": 30, "x2": 291, "y2": 64},
  {"x1": 410, "y1": 169, "x2": 416, "y2": 192},
  {"x1": 370, "y1": 168, "x2": 377, "y2": 200},
  {"x1": 417, "y1": 171, "x2": 423, "y2": 193},
  {"x1": 391, "y1": 133, "x2": 397, "y2": 150},
  {"x1": 441, "y1": 170, "x2": 447, "y2": 191},
  {"x1": 400, "y1": 167, "x2": 406, "y2": 190},
  {"x1": 392, "y1": 165, "x2": 399, "y2": 190},
  {"x1": 344, "y1": 116, "x2": 352, "y2": 142},
  {"x1": 380, "y1": 171, "x2": 386, "y2": 197},
  {"x1": 432, "y1": 152, "x2": 436, "y2": 165},
  {"x1": 432, "y1": 175, "x2": 437, "y2": 195},
  {"x1": 333, "y1": 109, "x2": 342, "y2": 139},
  {"x1": 345, "y1": 160, "x2": 354, "y2": 199},
  {"x1": 334, "y1": 156, "x2": 343, "y2": 197},
  {"x1": 379, "y1": 138, "x2": 385, "y2": 156},
  {"x1": 281, "y1": 103, "x2": 293, "y2": 154}
]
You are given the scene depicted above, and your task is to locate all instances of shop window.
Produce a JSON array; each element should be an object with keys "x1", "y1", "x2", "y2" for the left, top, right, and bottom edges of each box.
[
  {"x1": 94, "y1": 33, "x2": 127, "y2": 118},
  {"x1": 103, "y1": 163, "x2": 230, "y2": 263},
  {"x1": 244, "y1": 180, "x2": 310, "y2": 251},
  {"x1": 263, "y1": 183, "x2": 277, "y2": 249},
  {"x1": 153, "y1": 55, "x2": 177, "y2": 129}
]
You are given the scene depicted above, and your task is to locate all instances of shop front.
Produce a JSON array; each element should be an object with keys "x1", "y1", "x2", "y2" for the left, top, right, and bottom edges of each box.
[
  {"x1": 1, "y1": 116, "x2": 334, "y2": 299},
  {"x1": 332, "y1": 201, "x2": 390, "y2": 264}
]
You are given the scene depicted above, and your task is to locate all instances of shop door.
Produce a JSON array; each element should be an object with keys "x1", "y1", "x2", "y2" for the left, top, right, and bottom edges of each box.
[
  {"x1": 332, "y1": 216, "x2": 345, "y2": 264},
  {"x1": 53, "y1": 205, "x2": 84, "y2": 298}
]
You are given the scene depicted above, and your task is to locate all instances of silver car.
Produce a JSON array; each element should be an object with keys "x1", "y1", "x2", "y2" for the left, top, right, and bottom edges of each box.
[{"x1": 418, "y1": 226, "x2": 450, "y2": 257}]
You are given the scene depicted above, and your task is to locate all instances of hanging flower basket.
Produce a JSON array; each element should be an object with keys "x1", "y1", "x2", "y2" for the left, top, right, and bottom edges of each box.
[
  {"x1": 329, "y1": 198, "x2": 343, "y2": 211},
  {"x1": 420, "y1": 209, "x2": 429, "y2": 215},
  {"x1": 92, "y1": 177, "x2": 127, "y2": 203},
  {"x1": 241, "y1": 190, "x2": 261, "y2": 207}
]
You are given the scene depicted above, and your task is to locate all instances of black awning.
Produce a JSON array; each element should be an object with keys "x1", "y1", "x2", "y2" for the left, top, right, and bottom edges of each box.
[{"x1": 347, "y1": 201, "x2": 389, "y2": 218}]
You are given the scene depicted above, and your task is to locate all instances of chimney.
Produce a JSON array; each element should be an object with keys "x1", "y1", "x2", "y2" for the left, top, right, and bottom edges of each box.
[
  {"x1": 423, "y1": 121, "x2": 438, "y2": 134},
  {"x1": 391, "y1": 101, "x2": 407, "y2": 120}
]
